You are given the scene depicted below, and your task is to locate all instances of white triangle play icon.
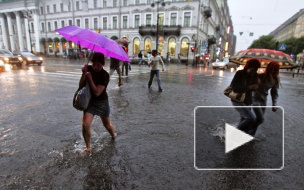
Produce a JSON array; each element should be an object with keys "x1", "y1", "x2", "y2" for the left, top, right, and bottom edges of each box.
[{"x1": 225, "y1": 123, "x2": 254, "y2": 153}]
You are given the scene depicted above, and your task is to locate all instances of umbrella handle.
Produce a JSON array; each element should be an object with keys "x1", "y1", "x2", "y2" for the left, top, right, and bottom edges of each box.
[{"x1": 86, "y1": 44, "x2": 95, "y2": 65}]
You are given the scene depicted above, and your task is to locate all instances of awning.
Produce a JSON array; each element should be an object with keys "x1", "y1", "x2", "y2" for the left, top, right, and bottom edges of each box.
[
  {"x1": 47, "y1": 38, "x2": 53, "y2": 42},
  {"x1": 40, "y1": 38, "x2": 46, "y2": 43},
  {"x1": 53, "y1": 37, "x2": 60, "y2": 42},
  {"x1": 60, "y1": 37, "x2": 67, "y2": 42}
]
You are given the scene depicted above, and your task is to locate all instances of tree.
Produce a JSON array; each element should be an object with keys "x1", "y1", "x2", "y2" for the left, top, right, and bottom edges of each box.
[
  {"x1": 248, "y1": 35, "x2": 276, "y2": 49},
  {"x1": 282, "y1": 37, "x2": 297, "y2": 55}
]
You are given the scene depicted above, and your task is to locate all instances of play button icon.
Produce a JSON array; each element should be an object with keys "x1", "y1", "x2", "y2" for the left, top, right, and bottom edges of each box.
[{"x1": 225, "y1": 123, "x2": 254, "y2": 153}]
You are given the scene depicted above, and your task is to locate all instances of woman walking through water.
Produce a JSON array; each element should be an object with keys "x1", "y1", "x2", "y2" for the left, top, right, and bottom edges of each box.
[
  {"x1": 230, "y1": 59, "x2": 261, "y2": 134},
  {"x1": 79, "y1": 52, "x2": 117, "y2": 153},
  {"x1": 249, "y1": 62, "x2": 280, "y2": 136}
]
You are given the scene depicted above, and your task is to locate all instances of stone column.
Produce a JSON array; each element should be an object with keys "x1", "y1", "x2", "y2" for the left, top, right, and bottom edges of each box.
[
  {"x1": 24, "y1": 16, "x2": 31, "y2": 52},
  {"x1": 5, "y1": 13, "x2": 15, "y2": 52},
  {"x1": 33, "y1": 11, "x2": 41, "y2": 53},
  {"x1": 15, "y1": 11, "x2": 24, "y2": 51},
  {"x1": 0, "y1": 13, "x2": 9, "y2": 50}
]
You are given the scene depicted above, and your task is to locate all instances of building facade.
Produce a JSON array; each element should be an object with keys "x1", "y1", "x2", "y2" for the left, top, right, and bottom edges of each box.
[{"x1": 0, "y1": 0, "x2": 235, "y2": 61}]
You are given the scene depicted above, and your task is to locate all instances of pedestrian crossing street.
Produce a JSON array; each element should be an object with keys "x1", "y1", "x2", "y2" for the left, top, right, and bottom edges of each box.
[{"x1": 15, "y1": 64, "x2": 227, "y2": 91}]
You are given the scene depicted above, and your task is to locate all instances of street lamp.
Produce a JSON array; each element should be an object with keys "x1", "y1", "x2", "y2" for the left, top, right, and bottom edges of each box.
[{"x1": 151, "y1": 0, "x2": 165, "y2": 54}]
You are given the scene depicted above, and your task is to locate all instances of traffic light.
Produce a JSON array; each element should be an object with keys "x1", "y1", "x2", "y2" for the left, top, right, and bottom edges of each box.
[{"x1": 191, "y1": 46, "x2": 195, "y2": 52}]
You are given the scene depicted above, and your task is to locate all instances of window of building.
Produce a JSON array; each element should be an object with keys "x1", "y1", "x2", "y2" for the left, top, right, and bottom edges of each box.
[
  {"x1": 146, "y1": 14, "x2": 151, "y2": 25},
  {"x1": 55, "y1": 41, "x2": 60, "y2": 52},
  {"x1": 94, "y1": 0, "x2": 97, "y2": 8},
  {"x1": 168, "y1": 37, "x2": 176, "y2": 56},
  {"x1": 103, "y1": 17, "x2": 107, "y2": 29},
  {"x1": 184, "y1": 12, "x2": 191, "y2": 27},
  {"x1": 144, "y1": 37, "x2": 152, "y2": 54},
  {"x1": 47, "y1": 5, "x2": 50, "y2": 14},
  {"x1": 61, "y1": 20, "x2": 65, "y2": 28},
  {"x1": 170, "y1": 13, "x2": 177, "y2": 26},
  {"x1": 85, "y1": 18, "x2": 89, "y2": 28},
  {"x1": 53, "y1": 4, "x2": 57, "y2": 13},
  {"x1": 147, "y1": 0, "x2": 152, "y2": 4},
  {"x1": 123, "y1": 16, "x2": 128, "y2": 28},
  {"x1": 49, "y1": 42, "x2": 54, "y2": 53},
  {"x1": 41, "y1": 22, "x2": 45, "y2": 32},
  {"x1": 94, "y1": 18, "x2": 98, "y2": 30},
  {"x1": 76, "y1": 1, "x2": 80, "y2": 10},
  {"x1": 113, "y1": 0, "x2": 117, "y2": 7},
  {"x1": 76, "y1": 19, "x2": 81, "y2": 27},
  {"x1": 54, "y1": 21, "x2": 58, "y2": 30},
  {"x1": 60, "y1": 3, "x2": 64, "y2": 12},
  {"x1": 68, "y1": 20, "x2": 73, "y2": 26},
  {"x1": 47, "y1": 22, "x2": 51, "y2": 32},
  {"x1": 135, "y1": 0, "x2": 140, "y2": 5},
  {"x1": 135, "y1": 15, "x2": 140, "y2": 28},
  {"x1": 133, "y1": 37, "x2": 140, "y2": 55},
  {"x1": 113, "y1": 17, "x2": 117, "y2": 29},
  {"x1": 40, "y1": 6, "x2": 44, "y2": 15},
  {"x1": 123, "y1": 0, "x2": 127, "y2": 6},
  {"x1": 158, "y1": 13, "x2": 164, "y2": 26},
  {"x1": 68, "y1": 3, "x2": 71, "y2": 11},
  {"x1": 180, "y1": 37, "x2": 189, "y2": 56},
  {"x1": 103, "y1": 0, "x2": 107, "y2": 7}
]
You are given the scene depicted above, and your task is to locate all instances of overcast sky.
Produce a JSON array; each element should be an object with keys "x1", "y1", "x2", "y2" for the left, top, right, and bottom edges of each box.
[{"x1": 227, "y1": 0, "x2": 303, "y2": 52}]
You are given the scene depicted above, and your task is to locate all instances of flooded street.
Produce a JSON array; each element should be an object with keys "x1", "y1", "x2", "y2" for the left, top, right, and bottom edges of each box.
[{"x1": 0, "y1": 58, "x2": 304, "y2": 189}]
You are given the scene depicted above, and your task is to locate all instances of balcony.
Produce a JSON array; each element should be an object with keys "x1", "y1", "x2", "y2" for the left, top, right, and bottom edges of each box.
[{"x1": 139, "y1": 25, "x2": 181, "y2": 36}]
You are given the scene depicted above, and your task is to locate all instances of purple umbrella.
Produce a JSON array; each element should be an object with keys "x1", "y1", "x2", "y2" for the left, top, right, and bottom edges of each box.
[{"x1": 55, "y1": 25, "x2": 130, "y2": 62}]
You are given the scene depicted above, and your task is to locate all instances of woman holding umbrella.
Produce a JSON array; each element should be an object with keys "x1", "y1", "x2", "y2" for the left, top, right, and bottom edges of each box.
[
  {"x1": 249, "y1": 62, "x2": 280, "y2": 136},
  {"x1": 79, "y1": 52, "x2": 117, "y2": 152},
  {"x1": 230, "y1": 59, "x2": 261, "y2": 133}
]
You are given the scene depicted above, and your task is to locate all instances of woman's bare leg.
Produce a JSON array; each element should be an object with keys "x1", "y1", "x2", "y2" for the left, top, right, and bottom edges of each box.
[
  {"x1": 82, "y1": 112, "x2": 94, "y2": 151},
  {"x1": 101, "y1": 117, "x2": 117, "y2": 139}
]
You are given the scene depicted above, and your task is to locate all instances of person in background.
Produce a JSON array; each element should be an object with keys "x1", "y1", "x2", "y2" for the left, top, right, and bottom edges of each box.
[
  {"x1": 121, "y1": 45, "x2": 130, "y2": 76},
  {"x1": 138, "y1": 51, "x2": 143, "y2": 66},
  {"x1": 109, "y1": 57, "x2": 122, "y2": 86},
  {"x1": 177, "y1": 53, "x2": 181, "y2": 64},
  {"x1": 249, "y1": 62, "x2": 280, "y2": 136},
  {"x1": 148, "y1": 50, "x2": 165, "y2": 92},
  {"x1": 230, "y1": 59, "x2": 261, "y2": 133},
  {"x1": 79, "y1": 52, "x2": 117, "y2": 153}
]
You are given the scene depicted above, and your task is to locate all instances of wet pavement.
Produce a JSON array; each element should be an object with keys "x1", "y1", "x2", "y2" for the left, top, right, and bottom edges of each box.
[{"x1": 0, "y1": 58, "x2": 304, "y2": 189}]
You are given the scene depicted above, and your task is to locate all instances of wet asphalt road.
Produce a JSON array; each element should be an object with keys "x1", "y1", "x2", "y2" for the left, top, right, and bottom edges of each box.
[{"x1": 0, "y1": 58, "x2": 304, "y2": 189}]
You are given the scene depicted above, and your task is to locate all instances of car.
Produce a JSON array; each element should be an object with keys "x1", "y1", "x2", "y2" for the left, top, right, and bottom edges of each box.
[
  {"x1": 212, "y1": 57, "x2": 240, "y2": 70},
  {"x1": 212, "y1": 57, "x2": 230, "y2": 70},
  {"x1": 0, "y1": 59, "x2": 5, "y2": 71},
  {"x1": 15, "y1": 51, "x2": 43, "y2": 66},
  {"x1": 0, "y1": 49, "x2": 23, "y2": 67}
]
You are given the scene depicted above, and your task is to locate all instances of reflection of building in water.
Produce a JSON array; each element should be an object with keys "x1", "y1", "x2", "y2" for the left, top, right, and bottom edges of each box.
[{"x1": 0, "y1": 0, "x2": 234, "y2": 61}]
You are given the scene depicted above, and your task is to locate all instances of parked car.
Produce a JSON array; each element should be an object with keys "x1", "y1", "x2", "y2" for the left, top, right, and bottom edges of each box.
[
  {"x1": 0, "y1": 59, "x2": 5, "y2": 71},
  {"x1": 68, "y1": 48, "x2": 81, "y2": 59},
  {"x1": 0, "y1": 49, "x2": 23, "y2": 67},
  {"x1": 15, "y1": 51, "x2": 43, "y2": 66}
]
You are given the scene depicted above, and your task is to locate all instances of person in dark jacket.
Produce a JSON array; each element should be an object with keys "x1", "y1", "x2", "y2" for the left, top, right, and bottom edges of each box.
[
  {"x1": 109, "y1": 57, "x2": 122, "y2": 86},
  {"x1": 230, "y1": 59, "x2": 261, "y2": 133},
  {"x1": 249, "y1": 62, "x2": 280, "y2": 136}
]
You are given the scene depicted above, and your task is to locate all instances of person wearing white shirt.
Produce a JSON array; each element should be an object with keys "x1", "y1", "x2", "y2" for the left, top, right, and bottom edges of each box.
[{"x1": 148, "y1": 50, "x2": 165, "y2": 92}]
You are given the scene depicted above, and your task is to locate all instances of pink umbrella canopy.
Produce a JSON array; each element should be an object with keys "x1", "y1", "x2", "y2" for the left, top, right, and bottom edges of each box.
[{"x1": 55, "y1": 25, "x2": 130, "y2": 62}]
